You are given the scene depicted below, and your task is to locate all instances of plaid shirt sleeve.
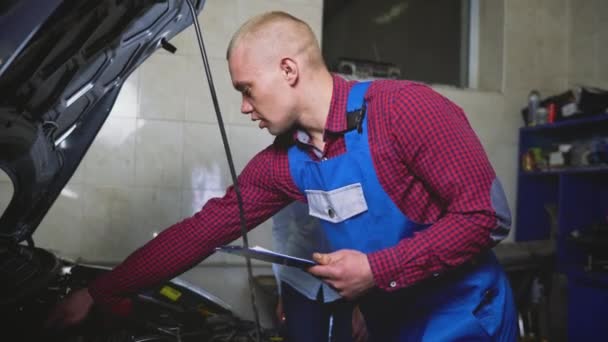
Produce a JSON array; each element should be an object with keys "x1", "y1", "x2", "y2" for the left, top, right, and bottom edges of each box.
[
  {"x1": 88, "y1": 144, "x2": 297, "y2": 311},
  {"x1": 366, "y1": 83, "x2": 507, "y2": 291}
]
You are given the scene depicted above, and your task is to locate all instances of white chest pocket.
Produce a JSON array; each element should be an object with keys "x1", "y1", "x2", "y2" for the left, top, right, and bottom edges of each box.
[{"x1": 305, "y1": 183, "x2": 368, "y2": 223}]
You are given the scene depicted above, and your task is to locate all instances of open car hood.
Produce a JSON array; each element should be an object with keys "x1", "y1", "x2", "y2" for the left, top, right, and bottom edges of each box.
[{"x1": 0, "y1": 0, "x2": 205, "y2": 243}]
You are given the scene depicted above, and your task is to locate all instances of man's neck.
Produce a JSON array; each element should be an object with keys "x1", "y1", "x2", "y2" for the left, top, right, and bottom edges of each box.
[{"x1": 296, "y1": 71, "x2": 334, "y2": 150}]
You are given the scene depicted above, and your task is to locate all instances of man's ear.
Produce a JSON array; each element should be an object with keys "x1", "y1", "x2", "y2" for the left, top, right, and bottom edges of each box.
[{"x1": 280, "y1": 57, "x2": 299, "y2": 86}]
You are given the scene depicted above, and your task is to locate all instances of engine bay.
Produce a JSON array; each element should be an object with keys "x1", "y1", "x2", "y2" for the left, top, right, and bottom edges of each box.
[{"x1": 2, "y1": 249, "x2": 281, "y2": 342}]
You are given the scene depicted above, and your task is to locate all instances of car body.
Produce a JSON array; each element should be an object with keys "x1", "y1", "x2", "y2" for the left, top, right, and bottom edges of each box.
[{"x1": 0, "y1": 1, "x2": 278, "y2": 340}]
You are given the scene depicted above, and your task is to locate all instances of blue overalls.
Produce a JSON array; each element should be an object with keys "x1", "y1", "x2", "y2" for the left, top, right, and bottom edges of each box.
[{"x1": 288, "y1": 82, "x2": 517, "y2": 341}]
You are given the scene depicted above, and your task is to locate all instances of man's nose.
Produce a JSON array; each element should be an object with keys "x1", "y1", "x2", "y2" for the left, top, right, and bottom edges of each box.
[{"x1": 241, "y1": 98, "x2": 253, "y2": 114}]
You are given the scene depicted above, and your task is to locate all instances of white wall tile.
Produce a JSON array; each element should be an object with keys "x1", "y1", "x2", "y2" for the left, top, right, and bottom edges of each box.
[
  {"x1": 34, "y1": 184, "x2": 84, "y2": 258},
  {"x1": 180, "y1": 188, "x2": 226, "y2": 219},
  {"x1": 237, "y1": 0, "x2": 323, "y2": 40},
  {"x1": 135, "y1": 119, "x2": 184, "y2": 188},
  {"x1": 139, "y1": 53, "x2": 188, "y2": 121},
  {"x1": 503, "y1": 0, "x2": 571, "y2": 93},
  {"x1": 183, "y1": 122, "x2": 231, "y2": 190},
  {"x1": 79, "y1": 186, "x2": 137, "y2": 261},
  {"x1": 211, "y1": 59, "x2": 244, "y2": 125},
  {"x1": 78, "y1": 186, "x2": 182, "y2": 262},
  {"x1": 504, "y1": 28, "x2": 541, "y2": 91},
  {"x1": 199, "y1": 0, "x2": 241, "y2": 59},
  {"x1": 568, "y1": 0, "x2": 608, "y2": 88},
  {"x1": 599, "y1": 0, "x2": 608, "y2": 24},
  {"x1": 169, "y1": 0, "x2": 241, "y2": 59},
  {"x1": 68, "y1": 161, "x2": 86, "y2": 185},
  {"x1": 597, "y1": 25, "x2": 608, "y2": 82},
  {"x1": 488, "y1": 142, "x2": 519, "y2": 228},
  {"x1": 478, "y1": 0, "x2": 504, "y2": 92},
  {"x1": 237, "y1": 0, "x2": 295, "y2": 18},
  {"x1": 539, "y1": 0, "x2": 568, "y2": 32},
  {"x1": 281, "y1": 0, "x2": 322, "y2": 7},
  {"x1": 169, "y1": 27, "x2": 198, "y2": 56},
  {"x1": 537, "y1": 1, "x2": 569, "y2": 92},
  {"x1": 504, "y1": 0, "x2": 539, "y2": 36},
  {"x1": 569, "y1": 35, "x2": 596, "y2": 85},
  {"x1": 83, "y1": 117, "x2": 136, "y2": 187},
  {"x1": 570, "y1": 0, "x2": 597, "y2": 37},
  {"x1": 180, "y1": 188, "x2": 234, "y2": 264},
  {"x1": 568, "y1": 0, "x2": 596, "y2": 85},
  {"x1": 228, "y1": 125, "x2": 274, "y2": 174},
  {"x1": 434, "y1": 87, "x2": 507, "y2": 149},
  {"x1": 131, "y1": 187, "x2": 183, "y2": 240},
  {"x1": 110, "y1": 69, "x2": 139, "y2": 119},
  {"x1": 502, "y1": 88, "x2": 532, "y2": 141},
  {"x1": 246, "y1": 219, "x2": 274, "y2": 249},
  {"x1": 184, "y1": 57, "x2": 241, "y2": 124},
  {"x1": 179, "y1": 188, "x2": 273, "y2": 266},
  {"x1": 184, "y1": 61, "x2": 216, "y2": 124},
  {"x1": 0, "y1": 172, "x2": 13, "y2": 217},
  {"x1": 0, "y1": 170, "x2": 11, "y2": 182}
]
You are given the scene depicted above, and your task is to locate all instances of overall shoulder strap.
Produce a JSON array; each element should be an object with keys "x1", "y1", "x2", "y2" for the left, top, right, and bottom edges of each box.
[{"x1": 346, "y1": 81, "x2": 372, "y2": 132}]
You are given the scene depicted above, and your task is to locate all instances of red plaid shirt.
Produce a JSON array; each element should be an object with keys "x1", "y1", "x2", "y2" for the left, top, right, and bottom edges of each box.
[{"x1": 89, "y1": 75, "x2": 509, "y2": 309}]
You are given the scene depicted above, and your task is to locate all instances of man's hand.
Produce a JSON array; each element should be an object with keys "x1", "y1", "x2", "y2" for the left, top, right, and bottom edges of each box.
[
  {"x1": 45, "y1": 287, "x2": 94, "y2": 329},
  {"x1": 308, "y1": 249, "x2": 375, "y2": 299}
]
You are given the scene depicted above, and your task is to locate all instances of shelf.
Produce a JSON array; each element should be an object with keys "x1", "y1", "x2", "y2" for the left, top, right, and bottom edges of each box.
[
  {"x1": 517, "y1": 110, "x2": 608, "y2": 341},
  {"x1": 521, "y1": 166, "x2": 608, "y2": 175},
  {"x1": 520, "y1": 113, "x2": 608, "y2": 132}
]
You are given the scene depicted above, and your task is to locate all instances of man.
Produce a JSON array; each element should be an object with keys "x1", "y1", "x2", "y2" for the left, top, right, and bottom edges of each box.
[
  {"x1": 272, "y1": 201, "x2": 367, "y2": 342},
  {"x1": 48, "y1": 11, "x2": 516, "y2": 341}
]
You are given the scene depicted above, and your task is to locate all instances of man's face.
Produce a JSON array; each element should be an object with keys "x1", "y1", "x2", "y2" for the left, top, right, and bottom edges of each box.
[{"x1": 228, "y1": 45, "x2": 297, "y2": 136}]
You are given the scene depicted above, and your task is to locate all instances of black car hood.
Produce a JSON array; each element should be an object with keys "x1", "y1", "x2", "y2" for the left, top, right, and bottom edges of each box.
[{"x1": 0, "y1": 0, "x2": 206, "y2": 243}]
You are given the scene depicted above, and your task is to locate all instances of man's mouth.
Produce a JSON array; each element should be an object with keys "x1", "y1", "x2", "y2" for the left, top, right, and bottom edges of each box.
[{"x1": 250, "y1": 114, "x2": 267, "y2": 129}]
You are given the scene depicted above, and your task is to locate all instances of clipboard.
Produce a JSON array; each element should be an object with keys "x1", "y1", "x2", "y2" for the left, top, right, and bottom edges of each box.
[{"x1": 215, "y1": 245, "x2": 317, "y2": 269}]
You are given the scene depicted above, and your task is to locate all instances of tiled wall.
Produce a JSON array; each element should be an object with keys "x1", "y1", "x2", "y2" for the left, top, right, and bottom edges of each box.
[
  {"x1": 0, "y1": 0, "x2": 601, "y2": 324},
  {"x1": 27, "y1": 0, "x2": 322, "y2": 327},
  {"x1": 0, "y1": 173, "x2": 11, "y2": 218},
  {"x1": 477, "y1": 0, "x2": 505, "y2": 91},
  {"x1": 31, "y1": 0, "x2": 323, "y2": 264},
  {"x1": 569, "y1": 0, "x2": 608, "y2": 89}
]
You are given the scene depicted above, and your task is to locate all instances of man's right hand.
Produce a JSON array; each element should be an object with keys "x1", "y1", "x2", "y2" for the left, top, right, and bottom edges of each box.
[{"x1": 45, "y1": 287, "x2": 94, "y2": 329}]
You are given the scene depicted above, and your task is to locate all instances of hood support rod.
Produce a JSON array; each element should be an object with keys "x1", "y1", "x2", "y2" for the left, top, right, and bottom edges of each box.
[{"x1": 185, "y1": 1, "x2": 262, "y2": 341}]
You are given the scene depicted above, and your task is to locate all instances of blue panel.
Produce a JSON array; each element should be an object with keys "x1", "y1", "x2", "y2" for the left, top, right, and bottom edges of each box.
[
  {"x1": 346, "y1": 81, "x2": 371, "y2": 112},
  {"x1": 515, "y1": 175, "x2": 558, "y2": 241},
  {"x1": 558, "y1": 174, "x2": 608, "y2": 269},
  {"x1": 568, "y1": 269, "x2": 608, "y2": 341}
]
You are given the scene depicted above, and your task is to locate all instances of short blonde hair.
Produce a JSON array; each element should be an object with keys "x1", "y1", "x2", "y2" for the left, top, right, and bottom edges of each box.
[{"x1": 226, "y1": 11, "x2": 324, "y2": 69}]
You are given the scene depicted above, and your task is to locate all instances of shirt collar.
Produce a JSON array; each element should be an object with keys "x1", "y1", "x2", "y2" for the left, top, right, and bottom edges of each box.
[{"x1": 325, "y1": 74, "x2": 355, "y2": 133}]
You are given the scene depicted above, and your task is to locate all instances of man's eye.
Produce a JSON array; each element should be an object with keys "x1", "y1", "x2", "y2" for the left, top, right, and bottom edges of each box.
[{"x1": 243, "y1": 88, "x2": 251, "y2": 97}]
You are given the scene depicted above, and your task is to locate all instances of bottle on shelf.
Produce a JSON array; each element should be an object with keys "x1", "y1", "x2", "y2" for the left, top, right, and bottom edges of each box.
[
  {"x1": 535, "y1": 108, "x2": 548, "y2": 126},
  {"x1": 528, "y1": 90, "x2": 541, "y2": 126}
]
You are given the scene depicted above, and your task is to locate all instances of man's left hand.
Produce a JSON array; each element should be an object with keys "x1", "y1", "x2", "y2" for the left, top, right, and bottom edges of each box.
[{"x1": 308, "y1": 249, "x2": 375, "y2": 299}]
